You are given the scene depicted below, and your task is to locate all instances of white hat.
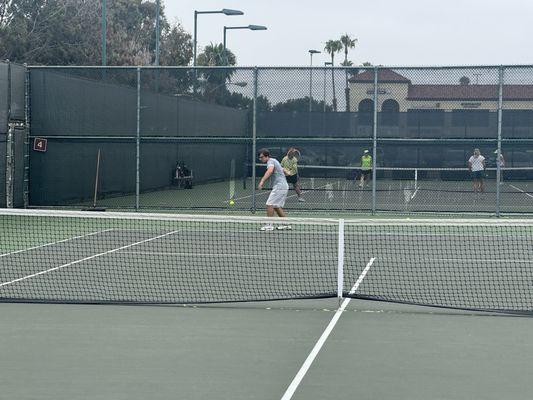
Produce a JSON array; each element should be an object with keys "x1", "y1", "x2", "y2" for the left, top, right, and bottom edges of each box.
[{"x1": 363, "y1": 149, "x2": 369, "y2": 154}]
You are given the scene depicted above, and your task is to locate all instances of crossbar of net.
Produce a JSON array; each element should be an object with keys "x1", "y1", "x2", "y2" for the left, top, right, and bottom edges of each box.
[{"x1": 1, "y1": 209, "x2": 532, "y2": 314}]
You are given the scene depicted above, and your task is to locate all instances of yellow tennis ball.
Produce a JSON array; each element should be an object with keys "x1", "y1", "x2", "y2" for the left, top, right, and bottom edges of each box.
[{"x1": 229, "y1": 199, "x2": 235, "y2": 205}]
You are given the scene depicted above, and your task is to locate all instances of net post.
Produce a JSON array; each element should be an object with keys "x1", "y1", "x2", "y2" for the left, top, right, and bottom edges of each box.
[
  {"x1": 135, "y1": 67, "x2": 141, "y2": 211},
  {"x1": 251, "y1": 67, "x2": 258, "y2": 213},
  {"x1": 371, "y1": 67, "x2": 378, "y2": 214},
  {"x1": 337, "y1": 219, "x2": 345, "y2": 302},
  {"x1": 496, "y1": 66, "x2": 504, "y2": 217}
]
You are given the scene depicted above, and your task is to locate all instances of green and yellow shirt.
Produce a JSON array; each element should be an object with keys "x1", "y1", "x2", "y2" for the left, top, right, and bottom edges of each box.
[
  {"x1": 281, "y1": 156, "x2": 298, "y2": 176},
  {"x1": 361, "y1": 155, "x2": 372, "y2": 171}
]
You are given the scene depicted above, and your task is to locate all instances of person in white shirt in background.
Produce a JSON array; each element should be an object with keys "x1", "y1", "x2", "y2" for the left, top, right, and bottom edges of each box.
[
  {"x1": 494, "y1": 150, "x2": 505, "y2": 184},
  {"x1": 468, "y1": 148, "x2": 486, "y2": 193}
]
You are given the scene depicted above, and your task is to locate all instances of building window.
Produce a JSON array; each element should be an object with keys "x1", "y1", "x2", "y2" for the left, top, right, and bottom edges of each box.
[
  {"x1": 381, "y1": 99, "x2": 399, "y2": 125},
  {"x1": 358, "y1": 99, "x2": 374, "y2": 125}
]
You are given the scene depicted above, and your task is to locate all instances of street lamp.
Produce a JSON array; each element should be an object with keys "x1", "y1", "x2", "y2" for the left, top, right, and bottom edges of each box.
[
  {"x1": 155, "y1": 0, "x2": 160, "y2": 65},
  {"x1": 323, "y1": 61, "x2": 333, "y2": 112},
  {"x1": 223, "y1": 25, "x2": 268, "y2": 65},
  {"x1": 308, "y1": 49, "x2": 321, "y2": 112},
  {"x1": 101, "y1": 0, "x2": 107, "y2": 66},
  {"x1": 193, "y1": 9, "x2": 244, "y2": 67}
]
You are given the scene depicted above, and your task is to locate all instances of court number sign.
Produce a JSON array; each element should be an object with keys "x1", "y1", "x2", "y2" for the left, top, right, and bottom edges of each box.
[{"x1": 33, "y1": 138, "x2": 47, "y2": 152}]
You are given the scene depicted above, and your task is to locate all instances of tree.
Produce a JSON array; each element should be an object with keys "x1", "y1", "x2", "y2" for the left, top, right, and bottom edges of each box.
[
  {"x1": 272, "y1": 97, "x2": 332, "y2": 113},
  {"x1": 196, "y1": 43, "x2": 237, "y2": 102},
  {"x1": 340, "y1": 34, "x2": 357, "y2": 66},
  {"x1": 340, "y1": 34, "x2": 357, "y2": 111},
  {"x1": 324, "y1": 39, "x2": 342, "y2": 111},
  {"x1": 0, "y1": 0, "x2": 192, "y2": 66}
]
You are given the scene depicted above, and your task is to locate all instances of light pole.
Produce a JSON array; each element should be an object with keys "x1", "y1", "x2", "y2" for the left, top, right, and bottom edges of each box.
[
  {"x1": 101, "y1": 0, "x2": 106, "y2": 66},
  {"x1": 323, "y1": 61, "x2": 332, "y2": 112},
  {"x1": 193, "y1": 9, "x2": 243, "y2": 67},
  {"x1": 223, "y1": 25, "x2": 267, "y2": 65},
  {"x1": 155, "y1": 0, "x2": 160, "y2": 65},
  {"x1": 308, "y1": 49, "x2": 321, "y2": 112}
]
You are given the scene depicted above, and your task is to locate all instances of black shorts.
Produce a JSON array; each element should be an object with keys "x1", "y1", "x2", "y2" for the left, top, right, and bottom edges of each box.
[
  {"x1": 286, "y1": 174, "x2": 299, "y2": 185},
  {"x1": 471, "y1": 170, "x2": 484, "y2": 180},
  {"x1": 361, "y1": 169, "x2": 371, "y2": 177}
]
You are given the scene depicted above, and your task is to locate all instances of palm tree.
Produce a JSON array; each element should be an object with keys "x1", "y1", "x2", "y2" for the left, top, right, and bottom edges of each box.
[
  {"x1": 340, "y1": 34, "x2": 357, "y2": 111},
  {"x1": 196, "y1": 43, "x2": 236, "y2": 101},
  {"x1": 324, "y1": 39, "x2": 342, "y2": 111},
  {"x1": 340, "y1": 34, "x2": 357, "y2": 65}
]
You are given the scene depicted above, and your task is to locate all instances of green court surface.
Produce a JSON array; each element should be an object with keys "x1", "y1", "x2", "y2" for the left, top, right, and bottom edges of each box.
[{"x1": 1, "y1": 300, "x2": 532, "y2": 400}]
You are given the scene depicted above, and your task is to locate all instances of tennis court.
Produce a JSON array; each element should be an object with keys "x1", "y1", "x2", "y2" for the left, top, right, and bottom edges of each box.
[{"x1": 1, "y1": 209, "x2": 533, "y2": 399}]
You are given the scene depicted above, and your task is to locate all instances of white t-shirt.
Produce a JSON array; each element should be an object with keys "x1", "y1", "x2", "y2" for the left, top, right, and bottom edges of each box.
[
  {"x1": 267, "y1": 158, "x2": 289, "y2": 189},
  {"x1": 497, "y1": 154, "x2": 505, "y2": 168},
  {"x1": 468, "y1": 155, "x2": 485, "y2": 172}
]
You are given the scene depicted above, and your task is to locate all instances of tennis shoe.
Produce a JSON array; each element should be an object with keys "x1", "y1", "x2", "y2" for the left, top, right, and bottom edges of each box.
[
  {"x1": 260, "y1": 224, "x2": 274, "y2": 231},
  {"x1": 297, "y1": 197, "x2": 305, "y2": 202},
  {"x1": 276, "y1": 225, "x2": 292, "y2": 230}
]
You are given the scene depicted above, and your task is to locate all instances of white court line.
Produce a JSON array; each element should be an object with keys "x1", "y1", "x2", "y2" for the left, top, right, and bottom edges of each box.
[
  {"x1": 509, "y1": 184, "x2": 533, "y2": 199},
  {"x1": 0, "y1": 230, "x2": 181, "y2": 288},
  {"x1": 0, "y1": 229, "x2": 114, "y2": 258},
  {"x1": 280, "y1": 257, "x2": 376, "y2": 400},
  {"x1": 122, "y1": 251, "x2": 267, "y2": 258}
]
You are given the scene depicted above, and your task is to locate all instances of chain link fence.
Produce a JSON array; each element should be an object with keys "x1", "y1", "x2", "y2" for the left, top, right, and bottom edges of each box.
[{"x1": 16, "y1": 65, "x2": 533, "y2": 215}]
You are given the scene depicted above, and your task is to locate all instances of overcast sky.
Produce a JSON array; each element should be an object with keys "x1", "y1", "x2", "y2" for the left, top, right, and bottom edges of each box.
[{"x1": 163, "y1": 0, "x2": 533, "y2": 67}]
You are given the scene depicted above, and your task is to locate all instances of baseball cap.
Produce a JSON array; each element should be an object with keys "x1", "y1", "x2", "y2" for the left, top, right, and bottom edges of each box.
[{"x1": 363, "y1": 149, "x2": 369, "y2": 154}]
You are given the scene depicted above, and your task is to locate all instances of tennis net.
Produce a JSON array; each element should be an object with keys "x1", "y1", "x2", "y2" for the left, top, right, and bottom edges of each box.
[{"x1": 1, "y1": 209, "x2": 532, "y2": 314}]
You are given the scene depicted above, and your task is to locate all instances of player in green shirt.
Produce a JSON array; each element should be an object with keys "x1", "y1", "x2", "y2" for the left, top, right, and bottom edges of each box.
[
  {"x1": 281, "y1": 148, "x2": 305, "y2": 202},
  {"x1": 359, "y1": 149, "x2": 372, "y2": 188}
]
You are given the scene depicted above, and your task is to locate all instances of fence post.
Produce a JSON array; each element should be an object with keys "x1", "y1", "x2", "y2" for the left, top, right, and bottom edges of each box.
[
  {"x1": 6, "y1": 123, "x2": 14, "y2": 208},
  {"x1": 5, "y1": 61, "x2": 12, "y2": 208},
  {"x1": 496, "y1": 66, "x2": 504, "y2": 217},
  {"x1": 23, "y1": 65, "x2": 30, "y2": 208},
  {"x1": 136, "y1": 67, "x2": 141, "y2": 211},
  {"x1": 371, "y1": 67, "x2": 378, "y2": 214},
  {"x1": 252, "y1": 67, "x2": 258, "y2": 213}
]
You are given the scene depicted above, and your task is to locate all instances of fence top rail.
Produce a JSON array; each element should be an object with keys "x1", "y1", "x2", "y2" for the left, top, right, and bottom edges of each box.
[{"x1": 25, "y1": 64, "x2": 533, "y2": 70}]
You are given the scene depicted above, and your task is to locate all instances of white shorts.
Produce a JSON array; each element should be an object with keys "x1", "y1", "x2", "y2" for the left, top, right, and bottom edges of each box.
[{"x1": 266, "y1": 187, "x2": 289, "y2": 208}]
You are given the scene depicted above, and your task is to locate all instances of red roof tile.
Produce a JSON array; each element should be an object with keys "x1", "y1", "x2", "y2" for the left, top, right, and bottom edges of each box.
[{"x1": 349, "y1": 69, "x2": 411, "y2": 83}]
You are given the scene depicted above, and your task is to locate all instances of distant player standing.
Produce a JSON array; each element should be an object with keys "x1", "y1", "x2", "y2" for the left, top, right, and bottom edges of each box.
[
  {"x1": 359, "y1": 149, "x2": 372, "y2": 188},
  {"x1": 468, "y1": 148, "x2": 486, "y2": 192},
  {"x1": 258, "y1": 149, "x2": 291, "y2": 231},
  {"x1": 494, "y1": 150, "x2": 505, "y2": 184},
  {"x1": 281, "y1": 148, "x2": 305, "y2": 202}
]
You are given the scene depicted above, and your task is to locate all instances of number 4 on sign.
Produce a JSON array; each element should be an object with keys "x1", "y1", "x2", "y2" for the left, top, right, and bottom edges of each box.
[{"x1": 33, "y1": 138, "x2": 47, "y2": 152}]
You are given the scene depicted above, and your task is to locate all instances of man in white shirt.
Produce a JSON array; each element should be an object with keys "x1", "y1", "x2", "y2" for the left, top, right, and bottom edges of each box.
[
  {"x1": 468, "y1": 148, "x2": 486, "y2": 192},
  {"x1": 258, "y1": 149, "x2": 291, "y2": 231}
]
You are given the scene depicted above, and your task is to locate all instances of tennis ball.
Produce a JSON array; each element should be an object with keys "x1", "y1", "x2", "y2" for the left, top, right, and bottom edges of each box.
[{"x1": 229, "y1": 199, "x2": 235, "y2": 206}]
